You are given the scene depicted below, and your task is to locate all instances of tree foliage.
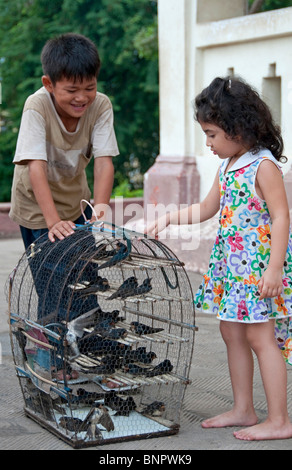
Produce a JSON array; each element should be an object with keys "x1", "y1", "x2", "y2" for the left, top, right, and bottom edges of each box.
[
  {"x1": 249, "y1": 0, "x2": 292, "y2": 12},
  {"x1": 0, "y1": 0, "x2": 158, "y2": 201}
]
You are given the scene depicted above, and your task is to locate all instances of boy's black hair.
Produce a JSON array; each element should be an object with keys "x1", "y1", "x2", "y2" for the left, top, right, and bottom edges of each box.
[
  {"x1": 194, "y1": 76, "x2": 286, "y2": 162},
  {"x1": 41, "y1": 33, "x2": 101, "y2": 84}
]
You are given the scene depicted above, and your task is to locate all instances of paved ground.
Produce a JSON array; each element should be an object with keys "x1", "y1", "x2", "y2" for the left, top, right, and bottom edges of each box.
[{"x1": 0, "y1": 238, "x2": 291, "y2": 451}]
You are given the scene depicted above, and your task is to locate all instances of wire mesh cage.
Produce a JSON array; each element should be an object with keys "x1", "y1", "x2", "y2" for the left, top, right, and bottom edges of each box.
[{"x1": 6, "y1": 222, "x2": 196, "y2": 448}]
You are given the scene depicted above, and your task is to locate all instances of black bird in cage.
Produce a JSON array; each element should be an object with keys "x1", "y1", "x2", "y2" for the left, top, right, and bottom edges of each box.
[
  {"x1": 124, "y1": 347, "x2": 157, "y2": 364},
  {"x1": 77, "y1": 276, "x2": 110, "y2": 297},
  {"x1": 141, "y1": 401, "x2": 166, "y2": 416},
  {"x1": 130, "y1": 321, "x2": 164, "y2": 336},
  {"x1": 145, "y1": 359, "x2": 173, "y2": 377},
  {"x1": 104, "y1": 391, "x2": 137, "y2": 416},
  {"x1": 97, "y1": 241, "x2": 130, "y2": 271},
  {"x1": 134, "y1": 278, "x2": 153, "y2": 295},
  {"x1": 107, "y1": 276, "x2": 138, "y2": 300}
]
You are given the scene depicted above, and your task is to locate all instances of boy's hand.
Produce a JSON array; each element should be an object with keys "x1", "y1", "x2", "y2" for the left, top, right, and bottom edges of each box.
[
  {"x1": 257, "y1": 266, "x2": 283, "y2": 300},
  {"x1": 48, "y1": 220, "x2": 75, "y2": 242}
]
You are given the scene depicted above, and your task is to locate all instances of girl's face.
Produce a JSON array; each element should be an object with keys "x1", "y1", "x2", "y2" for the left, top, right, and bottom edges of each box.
[{"x1": 199, "y1": 121, "x2": 247, "y2": 161}]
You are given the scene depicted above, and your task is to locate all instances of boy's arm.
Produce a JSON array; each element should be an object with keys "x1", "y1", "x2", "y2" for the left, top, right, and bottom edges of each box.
[
  {"x1": 28, "y1": 160, "x2": 75, "y2": 242},
  {"x1": 256, "y1": 160, "x2": 290, "y2": 300},
  {"x1": 91, "y1": 156, "x2": 114, "y2": 221}
]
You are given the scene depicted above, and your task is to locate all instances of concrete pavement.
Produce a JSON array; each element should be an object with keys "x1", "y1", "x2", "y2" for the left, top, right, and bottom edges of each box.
[{"x1": 0, "y1": 238, "x2": 291, "y2": 450}]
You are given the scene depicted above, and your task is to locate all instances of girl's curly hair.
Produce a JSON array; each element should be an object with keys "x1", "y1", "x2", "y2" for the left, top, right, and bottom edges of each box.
[{"x1": 194, "y1": 76, "x2": 286, "y2": 163}]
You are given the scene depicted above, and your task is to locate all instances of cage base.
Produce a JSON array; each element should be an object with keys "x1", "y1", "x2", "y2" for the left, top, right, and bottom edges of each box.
[{"x1": 24, "y1": 406, "x2": 180, "y2": 449}]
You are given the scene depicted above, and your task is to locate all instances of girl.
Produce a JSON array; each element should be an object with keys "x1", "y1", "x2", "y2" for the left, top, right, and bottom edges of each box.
[{"x1": 146, "y1": 76, "x2": 292, "y2": 441}]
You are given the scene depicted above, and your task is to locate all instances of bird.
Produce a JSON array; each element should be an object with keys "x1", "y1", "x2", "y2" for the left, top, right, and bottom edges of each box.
[
  {"x1": 104, "y1": 391, "x2": 136, "y2": 416},
  {"x1": 96, "y1": 241, "x2": 130, "y2": 271},
  {"x1": 133, "y1": 278, "x2": 152, "y2": 296},
  {"x1": 106, "y1": 276, "x2": 138, "y2": 300},
  {"x1": 130, "y1": 321, "x2": 164, "y2": 336},
  {"x1": 59, "y1": 416, "x2": 84, "y2": 432},
  {"x1": 77, "y1": 276, "x2": 110, "y2": 297},
  {"x1": 77, "y1": 407, "x2": 104, "y2": 440},
  {"x1": 94, "y1": 323, "x2": 128, "y2": 341},
  {"x1": 95, "y1": 405, "x2": 115, "y2": 432},
  {"x1": 99, "y1": 354, "x2": 123, "y2": 370},
  {"x1": 86, "y1": 423, "x2": 104, "y2": 441},
  {"x1": 78, "y1": 335, "x2": 130, "y2": 356},
  {"x1": 141, "y1": 401, "x2": 166, "y2": 416},
  {"x1": 82, "y1": 361, "x2": 116, "y2": 375},
  {"x1": 91, "y1": 242, "x2": 112, "y2": 260},
  {"x1": 70, "y1": 388, "x2": 105, "y2": 406},
  {"x1": 122, "y1": 362, "x2": 149, "y2": 375},
  {"x1": 67, "y1": 306, "x2": 105, "y2": 338},
  {"x1": 105, "y1": 328, "x2": 128, "y2": 340},
  {"x1": 124, "y1": 347, "x2": 157, "y2": 364},
  {"x1": 145, "y1": 359, "x2": 173, "y2": 377}
]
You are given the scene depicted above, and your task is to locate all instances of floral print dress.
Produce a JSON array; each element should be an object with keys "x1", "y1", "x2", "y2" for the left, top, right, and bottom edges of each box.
[{"x1": 195, "y1": 149, "x2": 292, "y2": 365}]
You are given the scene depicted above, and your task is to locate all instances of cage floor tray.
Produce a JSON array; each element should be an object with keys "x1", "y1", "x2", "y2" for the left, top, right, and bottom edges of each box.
[{"x1": 24, "y1": 404, "x2": 178, "y2": 449}]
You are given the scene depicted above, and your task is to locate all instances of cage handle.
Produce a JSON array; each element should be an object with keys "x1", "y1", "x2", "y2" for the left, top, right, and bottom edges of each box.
[{"x1": 80, "y1": 199, "x2": 103, "y2": 225}]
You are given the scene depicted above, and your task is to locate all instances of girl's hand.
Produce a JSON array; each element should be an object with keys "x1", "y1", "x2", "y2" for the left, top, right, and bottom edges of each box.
[
  {"x1": 257, "y1": 266, "x2": 283, "y2": 300},
  {"x1": 48, "y1": 220, "x2": 75, "y2": 242},
  {"x1": 145, "y1": 213, "x2": 171, "y2": 238}
]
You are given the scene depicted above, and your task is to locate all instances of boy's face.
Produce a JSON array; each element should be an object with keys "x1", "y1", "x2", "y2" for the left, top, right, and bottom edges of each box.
[{"x1": 42, "y1": 75, "x2": 97, "y2": 124}]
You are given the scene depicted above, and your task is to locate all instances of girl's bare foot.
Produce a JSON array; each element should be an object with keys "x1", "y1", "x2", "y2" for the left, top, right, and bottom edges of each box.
[
  {"x1": 234, "y1": 419, "x2": 292, "y2": 441},
  {"x1": 202, "y1": 409, "x2": 258, "y2": 429}
]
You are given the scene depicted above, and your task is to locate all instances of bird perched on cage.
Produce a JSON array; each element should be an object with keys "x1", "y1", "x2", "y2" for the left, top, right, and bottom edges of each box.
[
  {"x1": 123, "y1": 347, "x2": 157, "y2": 364},
  {"x1": 83, "y1": 361, "x2": 116, "y2": 375},
  {"x1": 122, "y1": 362, "x2": 149, "y2": 375},
  {"x1": 78, "y1": 335, "x2": 130, "y2": 356},
  {"x1": 104, "y1": 391, "x2": 136, "y2": 416},
  {"x1": 130, "y1": 321, "x2": 164, "y2": 336},
  {"x1": 106, "y1": 276, "x2": 138, "y2": 300},
  {"x1": 133, "y1": 278, "x2": 152, "y2": 296},
  {"x1": 94, "y1": 322, "x2": 128, "y2": 341},
  {"x1": 96, "y1": 241, "x2": 130, "y2": 271},
  {"x1": 70, "y1": 388, "x2": 105, "y2": 407},
  {"x1": 77, "y1": 276, "x2": 110, "y2": 297},
  {"x1": 107, "y1": 276, "x2": 152, "y2": 301},
  {"x1": 141, "y1": 401, "x2": 166, "y2": 416},
  {"x1": 145, "y1": 359, "x2": 173, "y2": 377},
  {"x1": 100, "y1": 354, "x2": 123, "y2": 370}
]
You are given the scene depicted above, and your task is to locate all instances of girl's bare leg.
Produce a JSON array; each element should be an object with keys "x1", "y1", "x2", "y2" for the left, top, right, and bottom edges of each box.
[
  {"x1": 202, "y1": 321, "x2": 258, "y2": 428},
  {"x1": 234, "y1": 321, "x2": 292, "y2": 441}
]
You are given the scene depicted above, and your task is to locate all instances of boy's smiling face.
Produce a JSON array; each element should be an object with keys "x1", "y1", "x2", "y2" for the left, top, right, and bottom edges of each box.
[{"x1": 42, "y1": 75, "x2": 97, "y2": 130}]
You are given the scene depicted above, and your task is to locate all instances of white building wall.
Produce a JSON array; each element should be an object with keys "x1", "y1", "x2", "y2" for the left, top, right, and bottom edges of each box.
[{"x1": 158, "y1": 1, "x2": 292, "y2": 201}]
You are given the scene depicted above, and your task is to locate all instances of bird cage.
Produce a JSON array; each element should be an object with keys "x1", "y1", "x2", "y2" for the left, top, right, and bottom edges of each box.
[{"x1": 7, "y1": 222, "x2": 196, "y2": 449}]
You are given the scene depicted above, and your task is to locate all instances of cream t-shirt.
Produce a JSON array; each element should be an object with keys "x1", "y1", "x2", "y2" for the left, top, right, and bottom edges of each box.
[{"x1": 10, "y1": 87, "x2": 119, "y2": 229}]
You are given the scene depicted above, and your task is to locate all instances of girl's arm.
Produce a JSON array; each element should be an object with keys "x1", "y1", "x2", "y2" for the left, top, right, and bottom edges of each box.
[
  {"x1": 146, "y1": 168, "x2": 220, "y2": 236},
  {"x1": 28, "y1": 160, "x2": 75, "y2": 242},
  {"x1": 256, "y1": 160, "x2": 290, "y2": 300},
  {"x1": 91, "y1": 156, "x2": 114, "y2": 222}
]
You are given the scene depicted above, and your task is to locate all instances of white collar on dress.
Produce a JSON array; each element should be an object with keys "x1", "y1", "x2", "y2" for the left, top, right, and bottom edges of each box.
[{"x1": 222, "y1": 148, "x2": 280, "y2": 173}]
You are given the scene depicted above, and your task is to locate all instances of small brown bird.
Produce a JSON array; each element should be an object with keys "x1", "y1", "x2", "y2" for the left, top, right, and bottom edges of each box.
[{"x1": 95, "y1": 405, "x2": 115, "y2": 432}]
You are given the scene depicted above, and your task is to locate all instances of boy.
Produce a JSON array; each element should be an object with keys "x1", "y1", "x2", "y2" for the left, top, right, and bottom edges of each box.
[{"x1": 9, "y1": 33, "x2": 119, "y2": 249}]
